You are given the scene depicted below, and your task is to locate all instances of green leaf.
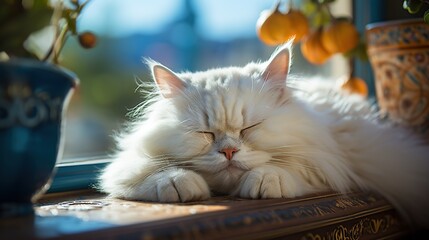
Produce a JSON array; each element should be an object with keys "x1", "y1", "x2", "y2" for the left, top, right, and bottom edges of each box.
[
  {"x1": 318, "y1": 0, "x2": 336, "y2": 4},
  {"x1": 335, "y1": 16, "x2": 352, "y2": 22},
  {"x1": 64, "y1": 9, "x2": 78, "y2": 35},
  {"x1": 403, "y1": 0, "x2": 423, "y2": 14},
  {"x1": 343, "y1": 38, "x2": 368, "y2": 61},
  {"x1": 71, "y1": 0, "x2": 80, "y2": 8},
  {"x1": 23, "y1": 25, "x2": 56, "y2": 60},
  {"x1": 301, "y1": 1, "x2": 317, "y2": 16},
  {"x1": 425, "y1": 9, "x2": 429, "y2": 24},
  {"x1": 312, "y1": 8, "x2": 331, "y2": 28},
  {"x1": 79, "y1": 0, "x2": 92, "y2": 12}
]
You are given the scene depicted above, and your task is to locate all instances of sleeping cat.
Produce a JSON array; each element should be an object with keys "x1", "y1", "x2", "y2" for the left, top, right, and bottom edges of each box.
[{"x1": 99, "y1": 43, "x2": 429, "y2": 227}]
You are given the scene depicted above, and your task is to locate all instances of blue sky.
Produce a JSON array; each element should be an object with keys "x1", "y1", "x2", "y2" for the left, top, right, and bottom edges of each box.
[{"x1": 78, "y1": 0, "x2": 274, "y2": 40}]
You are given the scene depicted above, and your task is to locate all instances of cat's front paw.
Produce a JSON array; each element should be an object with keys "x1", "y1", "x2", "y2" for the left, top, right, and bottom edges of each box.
[
  {"x1": 235, "y1": 166, "x2": 297, "y2": 199},
  {"x1": 134, "y1": 168, "x2": 210, "y2": 203}
]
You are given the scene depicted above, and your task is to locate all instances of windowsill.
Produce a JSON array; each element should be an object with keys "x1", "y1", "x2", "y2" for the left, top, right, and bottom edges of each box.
[
  {"x1": 0, "y1": 190, "x2": 412, "y2": 240},
  {"x1": 48, "y1": 157, "x2": 111, "y2": 193}
]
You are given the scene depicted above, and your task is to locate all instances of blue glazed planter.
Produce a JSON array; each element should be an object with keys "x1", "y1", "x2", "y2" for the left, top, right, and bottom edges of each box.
[{"x1": 0, "y1": 59, "x2": 77, "y2": 217}]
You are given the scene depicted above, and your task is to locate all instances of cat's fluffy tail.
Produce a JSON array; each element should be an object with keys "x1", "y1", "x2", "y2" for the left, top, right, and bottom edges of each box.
[{"x1": 341, "y1": 121, "x2": 429, "y2": 228}]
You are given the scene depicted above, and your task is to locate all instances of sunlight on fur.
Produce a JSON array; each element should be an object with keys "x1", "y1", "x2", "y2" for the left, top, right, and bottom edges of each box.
[{"x1": 99, "y1": 42, "x2": 429, "y2": 228}]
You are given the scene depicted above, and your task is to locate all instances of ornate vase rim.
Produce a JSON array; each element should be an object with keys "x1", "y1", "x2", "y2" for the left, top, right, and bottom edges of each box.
[
  {"x1": 366, "y1": 18, "x2": 426, "y2": 31},
  {"x1": 0, "y1": 58, "x2": 79, "y2": 87}
]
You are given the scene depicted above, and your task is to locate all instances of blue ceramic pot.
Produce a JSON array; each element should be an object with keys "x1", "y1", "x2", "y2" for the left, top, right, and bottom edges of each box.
[{"x1": 0, "y1": 59, "x2": 77, "y2": 217}]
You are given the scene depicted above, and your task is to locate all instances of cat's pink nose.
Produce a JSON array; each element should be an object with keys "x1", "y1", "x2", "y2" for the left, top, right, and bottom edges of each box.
[{"x1": 219, "y1": 147, "x2": 239, "y2": 160}]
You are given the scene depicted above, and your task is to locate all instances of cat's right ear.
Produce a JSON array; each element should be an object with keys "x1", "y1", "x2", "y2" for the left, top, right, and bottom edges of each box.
[
  {"x1": 261, "y1": 42, "x2": 292, "y2": 85},
  {"x1": 147, "y1": 60, "x2": 186, "y2": 98}
]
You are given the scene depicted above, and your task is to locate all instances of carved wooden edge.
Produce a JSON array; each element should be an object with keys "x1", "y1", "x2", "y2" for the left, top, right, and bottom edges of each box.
[{"x1": 35, "y1": 191, "x2": 409, "y2": 240}]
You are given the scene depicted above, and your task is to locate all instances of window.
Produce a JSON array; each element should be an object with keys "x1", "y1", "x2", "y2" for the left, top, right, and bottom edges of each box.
[{"x1": 52, "y1": 0, "x2": 353, "y2": 191}]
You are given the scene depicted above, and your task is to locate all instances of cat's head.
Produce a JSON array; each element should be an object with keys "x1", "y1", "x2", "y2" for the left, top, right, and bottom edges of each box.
[{"x1": 142, "y1": 43, "x2": 299, "y2": 191}]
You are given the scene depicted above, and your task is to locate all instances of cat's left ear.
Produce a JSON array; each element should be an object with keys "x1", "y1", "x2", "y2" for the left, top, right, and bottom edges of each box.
[
  {"x1": 261, "y1": 42, "x2": 292, "y2": 85},
  {"x1": 147, "y1": 60, "x2": 186, "y2": 98}
]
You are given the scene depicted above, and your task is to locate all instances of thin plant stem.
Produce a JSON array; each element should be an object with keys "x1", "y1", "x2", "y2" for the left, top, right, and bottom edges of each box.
[
  {"x1": 52, "y1": 23, "x2": 70, "y2": 64},
  {"x1": 323, "y1": 3, "x2": 334, "y2": 21}
]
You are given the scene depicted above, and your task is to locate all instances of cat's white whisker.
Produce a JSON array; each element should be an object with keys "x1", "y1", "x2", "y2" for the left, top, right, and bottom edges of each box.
[
  {"x1": 257, "y1": 78, "x2": 267, "y2": 94},
  {"x1": 268, "y1": 158, "x2": 318, "y2": 171}
]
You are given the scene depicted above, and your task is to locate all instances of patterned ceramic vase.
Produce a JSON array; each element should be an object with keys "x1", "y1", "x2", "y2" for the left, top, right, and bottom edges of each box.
[
  {"x1": 0, "y1": 59, "x2": 77, "y2": 217},
  {"x1": 366, "y1": 19, "x2": 429, "y2": 140}
]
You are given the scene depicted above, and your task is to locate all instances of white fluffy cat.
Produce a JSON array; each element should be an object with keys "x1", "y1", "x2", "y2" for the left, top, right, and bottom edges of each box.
[{"x1": 99, "y1": 43, "x2": 429, "y2": 227}]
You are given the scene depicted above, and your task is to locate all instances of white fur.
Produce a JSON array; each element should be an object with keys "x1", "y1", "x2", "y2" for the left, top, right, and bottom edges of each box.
[{"x1": 99, "y1": 44, "x2": 429, "y2": 228}]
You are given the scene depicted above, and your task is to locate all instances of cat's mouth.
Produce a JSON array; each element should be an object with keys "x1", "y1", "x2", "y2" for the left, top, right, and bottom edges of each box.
[
  {"x1": 225, "y1": 164, "x2": 242, "y2": 171},
  {"x1": 199, "y1": 160, "x2": 249, "y2": 175},
  {"x1": 222, "y1": 161, "x2": 248, "y2": 173}
]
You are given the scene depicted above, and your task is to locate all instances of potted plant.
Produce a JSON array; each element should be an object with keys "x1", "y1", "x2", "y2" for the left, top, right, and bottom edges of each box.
[
  {"x1": 366, "y1": 0, "x2": 429, "y2": 141},
  {"x1": 0, "y1": 0, "x2": 96, "y2": 217}
]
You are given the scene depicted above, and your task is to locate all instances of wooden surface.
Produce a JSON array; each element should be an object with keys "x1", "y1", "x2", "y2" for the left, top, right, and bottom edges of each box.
[{"x1": 0, "y1": 190, "x2": 410, "y2": 240}]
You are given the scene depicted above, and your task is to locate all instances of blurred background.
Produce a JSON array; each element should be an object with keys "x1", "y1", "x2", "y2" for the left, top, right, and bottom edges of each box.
[{"x1": 58, "y1": 0, "x2": 352, "y2": 161}]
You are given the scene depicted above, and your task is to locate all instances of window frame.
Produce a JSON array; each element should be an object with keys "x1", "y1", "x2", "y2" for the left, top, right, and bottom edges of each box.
[
  {"x1": 352, "y1": 0, "x2": 385, "y2": 98},
  {"x1": 49, "y1": 157, "x2": 110, "y2": 193}
]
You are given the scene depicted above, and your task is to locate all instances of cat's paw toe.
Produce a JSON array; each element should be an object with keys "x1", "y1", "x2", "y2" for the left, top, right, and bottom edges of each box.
[
  {"x1": 236, "y1": 166, "x2": 291, "y2": 199},
  {"x1": 238, "y1": 171, "x2": 263, "y2": 198},
  {"x1": 156, "y1": 179, "x2": 181, "y2": 202},
  {"x1": 260, "y1": 174, "x2": 282, "y2": 198},
  {"x1": 168, "y1": 171, "x2": 211, "y2": 202},
  {"x1": 148, "y1": 168, "x2": 210, "y2": 203}
]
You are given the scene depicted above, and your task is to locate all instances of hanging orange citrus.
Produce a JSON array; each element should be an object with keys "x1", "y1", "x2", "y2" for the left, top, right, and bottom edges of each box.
[
  {"x1": 300, "y1": 28, "x2": 332, "y2": 65},
  {"x1": 285, "y1": 9, "x2": 309, "y2": 43},
  {"x1": 341, "y1": 76, "x2": 368, "y2": 97},
  {"x1": 321, "y1": 19, "x2": 359, "y2": 54},
  {"x1": 256, "y1": 2, "x2": 309, "y2": 45},
  {"x1": 256, "y1": 8, "x2": 288, "y2": 45}
]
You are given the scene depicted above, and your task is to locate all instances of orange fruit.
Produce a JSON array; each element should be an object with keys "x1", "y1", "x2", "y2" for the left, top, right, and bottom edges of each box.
[
  {"x1": 321, "y1": 20, "x2": 359, "y2": 54},
  {"x1": 341, "y1": 77, "x2": 368, "y2": 97},
  {"x1": 256, "y1": 4, "x2": 309, "y2": 45},
  {"x1": 256, "y1": 8, "x2": 292, "y2": 45},
  {"x1": 78, "y1": 32, "x2": 97, "y2": 49},
  {"x1": 300, "y1": 28, "x2": 332, "y2": 65},
  {"x1": 286, "y1": 9, "x2": 309, "y2": 43}
]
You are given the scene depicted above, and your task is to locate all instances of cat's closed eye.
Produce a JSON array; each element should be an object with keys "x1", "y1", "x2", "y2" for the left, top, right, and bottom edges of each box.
[
  {"x1": 196, "y1": 131, "x2": 215, "y2": 141},
  {"x1": 240, "y1": 122, "x2": 262, "y2": 137}
]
